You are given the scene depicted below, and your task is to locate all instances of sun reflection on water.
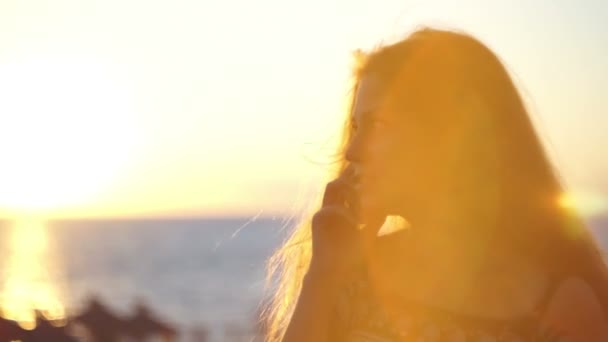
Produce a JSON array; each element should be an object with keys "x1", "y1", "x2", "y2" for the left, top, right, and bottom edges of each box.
[{"x1": 0, "y1": 217, "x2": 65, "y2": 329}]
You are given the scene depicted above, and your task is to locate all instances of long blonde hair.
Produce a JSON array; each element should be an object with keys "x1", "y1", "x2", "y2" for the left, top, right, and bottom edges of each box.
[{"x1": 262, "y1": 27, "x2": 608, "y2": 341}]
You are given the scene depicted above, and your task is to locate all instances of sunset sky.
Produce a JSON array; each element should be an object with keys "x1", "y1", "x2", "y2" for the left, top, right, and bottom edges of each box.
[{"x1": 0, "y1": 0, "x2": 606, "y2": 219}]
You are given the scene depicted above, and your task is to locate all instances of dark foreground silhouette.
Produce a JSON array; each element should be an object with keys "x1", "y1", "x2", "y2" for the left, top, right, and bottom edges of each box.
[
  {"x1": 0, "y1": 295, "x2": 269, "y2": 341},
  {"x1": 0, "y1": 296, "x2": 178, "y2": 342}
]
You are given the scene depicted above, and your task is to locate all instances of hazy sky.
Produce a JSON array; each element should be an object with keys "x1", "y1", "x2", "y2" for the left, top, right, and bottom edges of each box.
[{"x1": 0, "y1": 0, "x2": 606, "y2": 218}]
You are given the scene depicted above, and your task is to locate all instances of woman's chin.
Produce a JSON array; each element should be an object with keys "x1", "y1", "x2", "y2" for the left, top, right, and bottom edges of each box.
[{"x1": 360, "y1": 198, "x2": 387, "y2": 224}]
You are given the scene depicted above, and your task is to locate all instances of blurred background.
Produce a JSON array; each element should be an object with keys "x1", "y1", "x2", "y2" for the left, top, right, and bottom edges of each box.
[{"x1": 0, "y1": 0, "x2": 606, "y2": 341}]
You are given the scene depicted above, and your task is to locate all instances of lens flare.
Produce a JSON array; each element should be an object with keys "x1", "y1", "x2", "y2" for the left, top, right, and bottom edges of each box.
[{"x1": 558, "y1": 190, "x2": 608, "y2": 218}]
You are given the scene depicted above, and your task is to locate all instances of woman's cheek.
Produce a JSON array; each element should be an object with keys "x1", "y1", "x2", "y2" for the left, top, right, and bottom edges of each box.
[{"x1": 368, "y1": 136, "x2": 398, "y2": 194}]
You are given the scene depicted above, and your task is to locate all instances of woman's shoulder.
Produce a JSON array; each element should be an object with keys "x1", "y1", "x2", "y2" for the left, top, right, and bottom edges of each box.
[
  {"x1": 371, "y1": 228, "x2": 554, "y2": 320},
  {"x1": 332, "y1": 234, "x2": 587, "y2": 340},
  {"x1": 538, "y1": 276, "x2": 608, "y2": 340},
  {"x1": 333, "y1": 265, "x2": 569, "y2": 342}
]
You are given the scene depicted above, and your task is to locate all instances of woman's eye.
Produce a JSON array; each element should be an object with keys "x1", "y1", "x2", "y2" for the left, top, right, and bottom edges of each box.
[{"x1": 351, "y1": 119, "x2": 385, "y2": 134}]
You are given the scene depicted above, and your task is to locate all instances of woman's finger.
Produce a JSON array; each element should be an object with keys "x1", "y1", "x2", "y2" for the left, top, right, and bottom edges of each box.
[
  {"x1": 312, "y1": 205, "x2": 358, "y2": 233},
  {"x1": 322, "y1": 178, "x2": 359, "y2": 210}
]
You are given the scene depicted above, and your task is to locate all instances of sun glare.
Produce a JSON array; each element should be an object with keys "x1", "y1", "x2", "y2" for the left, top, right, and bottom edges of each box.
[
  {"x1": 558, "y1": 190, "x2": 608, "y2": 217},
  {"x1": 0, "y1": 218, "x2": 65, "y2": 329},
  {"x1": 0, "y1": 55, "x2": 138, "y2": 215}
]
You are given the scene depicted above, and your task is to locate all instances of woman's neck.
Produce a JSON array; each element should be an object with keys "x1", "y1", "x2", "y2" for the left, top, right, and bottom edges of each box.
[{"x1": 390, "y1": 199, "x2": 520, "y2": 287}]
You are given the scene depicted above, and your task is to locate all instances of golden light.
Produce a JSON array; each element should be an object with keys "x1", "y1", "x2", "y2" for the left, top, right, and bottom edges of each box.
[
  {"x1": 0, "y1": 218, "x2": 65, "y2": 329},
  {"x1": 558, "y1": 190, "x2": 608, "y2": 217},
  {"x1": 0, "y1": 54, "x2": 138, "y2": 215},
  {"x1": 0, "y1": 53, "x2": 138, "y2": 328}
]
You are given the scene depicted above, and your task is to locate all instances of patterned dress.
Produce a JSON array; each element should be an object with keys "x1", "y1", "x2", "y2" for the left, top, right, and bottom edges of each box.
[{"x1": 330, "y1": 266, "x2": 566, "y2": 341}]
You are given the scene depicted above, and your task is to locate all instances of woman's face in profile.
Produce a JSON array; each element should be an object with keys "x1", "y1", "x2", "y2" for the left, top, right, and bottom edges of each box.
[
  {"x1": 346, "y1": 75, "x2": 409, "y2": 218},
  {"x1": 346, "y1": 74, "x2": 446, "y2": 219}
]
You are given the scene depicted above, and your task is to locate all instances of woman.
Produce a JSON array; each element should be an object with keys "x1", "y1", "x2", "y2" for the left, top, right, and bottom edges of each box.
[{"x1": 264, "y1": 28, "x2": 608, "y2": 341}]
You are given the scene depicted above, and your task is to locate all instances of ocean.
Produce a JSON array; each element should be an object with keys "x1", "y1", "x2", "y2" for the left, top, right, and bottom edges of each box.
[
  {"x1": 1, "y1": 217, "x2": 293, "y2": 341},
  {"x1": 1, "y1": 214, "x2": 606, "y2": 341}
]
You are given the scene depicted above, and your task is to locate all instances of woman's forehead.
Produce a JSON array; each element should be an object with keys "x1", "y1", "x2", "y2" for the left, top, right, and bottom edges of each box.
[{"x1": 352, "y1": 75, "x2": 383, "y2": 120}]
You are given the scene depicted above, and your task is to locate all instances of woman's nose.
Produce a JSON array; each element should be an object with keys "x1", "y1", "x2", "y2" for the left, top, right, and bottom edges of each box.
[{"x1": 345, "y1": 135, "x2": 364, "y2": 163}]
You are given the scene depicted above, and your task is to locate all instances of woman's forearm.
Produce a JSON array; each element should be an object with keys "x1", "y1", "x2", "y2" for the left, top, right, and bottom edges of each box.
[{"x1": 281, "y1": 270, "x2": 342, "y2": 342}]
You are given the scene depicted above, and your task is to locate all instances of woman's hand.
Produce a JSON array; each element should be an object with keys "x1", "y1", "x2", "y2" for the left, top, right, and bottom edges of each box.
[
  {"x1": 282, "y1": 166, "x2": 386, "y2": 342},
  {"x1": 309, "y1": 165, "x2": 386, "y2": 284}
]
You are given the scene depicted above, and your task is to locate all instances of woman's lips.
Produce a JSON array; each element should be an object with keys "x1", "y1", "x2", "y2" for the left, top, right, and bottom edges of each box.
[
  {"x1": 350, "y1": 167, "x2": 377, "y2": 196},
  {"x1": 359, "y1": 177, "x2": 376, "y2": 201}
]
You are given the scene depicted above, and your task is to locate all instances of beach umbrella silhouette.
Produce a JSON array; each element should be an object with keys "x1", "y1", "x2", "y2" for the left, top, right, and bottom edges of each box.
[
  {"x1": 21, "y1": 311, "x2": 77, "y2": 342},
  {"x1": 124, "y1": 302, "x2": 177, "y2": 342},
  {"x1": 0, "y1": 316, "x2": 25, "y2": 342},
  {"x1": 72, "y1": 297, "x2": 126, "y2": 342}
]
